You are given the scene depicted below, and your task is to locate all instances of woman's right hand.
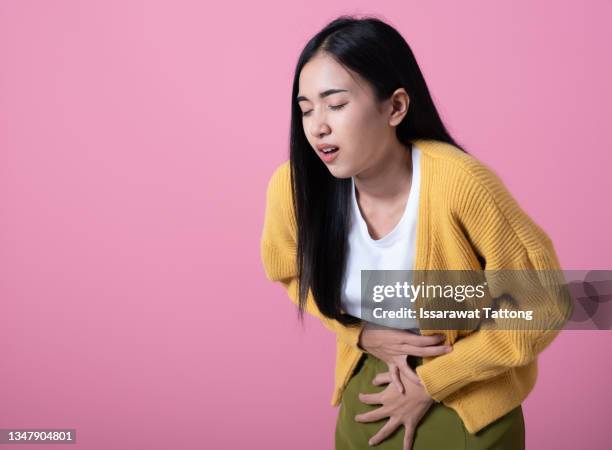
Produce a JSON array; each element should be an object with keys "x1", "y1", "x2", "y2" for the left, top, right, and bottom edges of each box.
[{"x1": 357, "y1": 322, "x2": 452, "y2": 394}]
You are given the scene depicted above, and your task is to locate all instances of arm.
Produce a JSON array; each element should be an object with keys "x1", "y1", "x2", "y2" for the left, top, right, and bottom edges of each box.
[
  {"x1": 260, "y1": 162, "x2": 364, "y2": 349},
  {"x1": 415, "y1": 160, "x2": 572, "y2": 402}
]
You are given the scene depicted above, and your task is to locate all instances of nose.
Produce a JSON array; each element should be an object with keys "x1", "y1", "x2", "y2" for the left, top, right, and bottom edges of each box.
[
  {"x1": 310, "y1": 120, "x2": 331, "y2": 139},
  {"x1": 308, "y1": 111, "x2": 331, "y2": 139}
]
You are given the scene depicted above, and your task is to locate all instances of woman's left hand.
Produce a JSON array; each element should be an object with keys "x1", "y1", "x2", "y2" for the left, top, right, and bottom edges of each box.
[{"x1": 355, "y1": 370, "x2": 434, "y2": 450}]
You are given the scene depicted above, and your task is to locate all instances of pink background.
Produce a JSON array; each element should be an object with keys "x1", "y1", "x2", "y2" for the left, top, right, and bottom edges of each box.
[{"x1": 1, "y1": 1, "x2": 611, "y2": 449}]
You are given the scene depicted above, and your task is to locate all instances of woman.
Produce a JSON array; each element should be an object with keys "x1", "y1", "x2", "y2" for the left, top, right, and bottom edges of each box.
[{"x1": 260, "y1": 15, "x2": 566, "y2": 450}]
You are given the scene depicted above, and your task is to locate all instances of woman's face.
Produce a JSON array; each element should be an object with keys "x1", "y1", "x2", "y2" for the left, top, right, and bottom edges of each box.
[{"x1": 297, "y1": 52, "x2": 402, "y2": 179}]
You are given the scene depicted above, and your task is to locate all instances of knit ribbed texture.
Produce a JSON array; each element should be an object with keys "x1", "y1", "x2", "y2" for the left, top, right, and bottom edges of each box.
[{"x1": 260, "y1": 139, "x2": 565, "y2": 434}]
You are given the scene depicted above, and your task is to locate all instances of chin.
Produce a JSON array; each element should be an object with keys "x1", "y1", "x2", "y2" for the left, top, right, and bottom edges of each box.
[{"x1": 326, "y1": 165, "x2": 352, "y2": 180}]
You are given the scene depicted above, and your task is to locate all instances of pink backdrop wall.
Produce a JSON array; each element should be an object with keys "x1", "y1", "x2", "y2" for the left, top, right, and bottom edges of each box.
[{"x1": 1, "y1": 1, "x2": 610, "y2": 449}]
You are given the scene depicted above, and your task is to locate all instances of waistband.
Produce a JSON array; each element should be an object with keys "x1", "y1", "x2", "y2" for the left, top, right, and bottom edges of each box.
[{"x1": 362, "y1": 353, "x2": 423, "y2": 371}]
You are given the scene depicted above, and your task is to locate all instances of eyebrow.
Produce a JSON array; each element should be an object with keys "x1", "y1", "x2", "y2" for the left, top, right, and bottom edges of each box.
[{"x1": 296, "y1": 88, "x2": 349, "y2": 103}]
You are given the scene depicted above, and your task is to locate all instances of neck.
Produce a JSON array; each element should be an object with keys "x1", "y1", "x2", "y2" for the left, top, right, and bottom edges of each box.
[{"x1": 353, "y1": 141, "x2": 413, "y2": 204}]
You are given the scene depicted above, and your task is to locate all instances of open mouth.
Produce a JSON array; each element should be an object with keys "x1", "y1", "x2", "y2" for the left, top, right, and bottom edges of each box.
[
  {"x1": 319, "y1": 146, "x2": 340, "y2": 162},
  {"x1": 320, "y1": 147, "x2": 339, "y2": 154}
]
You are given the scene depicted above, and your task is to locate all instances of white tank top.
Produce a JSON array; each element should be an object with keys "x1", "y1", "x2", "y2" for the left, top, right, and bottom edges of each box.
[{"x1": 341, "y1": 145, "x2": 421, "y2": 330}]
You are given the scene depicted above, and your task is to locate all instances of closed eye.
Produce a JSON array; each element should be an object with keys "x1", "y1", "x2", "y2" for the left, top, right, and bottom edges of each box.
[{"x1": 301, "y1": 103, "x2": 347, "y2": 117}]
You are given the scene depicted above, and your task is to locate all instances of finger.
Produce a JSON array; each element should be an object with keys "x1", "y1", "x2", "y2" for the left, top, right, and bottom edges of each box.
[
  {"x1": 400, "y1": 344, "x2": 452, "y2": 357},
  {"x1": 403, "y1": 425, "x2": 415, "y2": 450},
  {"x1": 358, "y1": 392, "x2": 381, "y2": 405},
  {"x1": 372, "y1": 372, "x2": 392, "y2": 386},
  {"x1": 397, "y1": 359, "x2": 422, "y2": 386},
  {"x1": 383, "y1": 346, "x2": 417, "y2": 356},
  {"x1": 404, "y1": 333, "x2": 446, "y2": 346},
  {"x1": 389, "y1": 365, "x2": 404, "y2": 394},
  {"x1": 369, "y1": 418, "x2": 401, "y2": 446},
  {"x1": 355, "y1": 406, "x2": 389, "y2": 423}
]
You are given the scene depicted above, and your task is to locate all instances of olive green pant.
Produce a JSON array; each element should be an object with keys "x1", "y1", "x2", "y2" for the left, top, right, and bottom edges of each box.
[{"x1": 335, "y1": 354, "x2": 525, "y2": 450}]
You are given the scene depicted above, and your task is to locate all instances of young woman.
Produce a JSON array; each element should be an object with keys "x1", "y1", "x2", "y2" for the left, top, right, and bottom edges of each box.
[{"x1": 260, "y1": 15, "x2": 565, "y2": 450}]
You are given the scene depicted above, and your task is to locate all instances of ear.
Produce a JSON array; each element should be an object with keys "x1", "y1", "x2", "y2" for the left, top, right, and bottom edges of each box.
[{"x1": 388, "y1": 88, "x2": 410, "y2": 127}]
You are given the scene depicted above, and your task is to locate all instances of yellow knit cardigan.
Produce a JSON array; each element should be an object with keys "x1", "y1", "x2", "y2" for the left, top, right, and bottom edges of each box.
[{"x1": 260, "y1": 139, "x2": 567, "y2": 434}]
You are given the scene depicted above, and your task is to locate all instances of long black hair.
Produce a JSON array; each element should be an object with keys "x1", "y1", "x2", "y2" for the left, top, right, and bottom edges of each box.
[{"x1": 290, "y1": 15, "x2": 466, "y2": 325}]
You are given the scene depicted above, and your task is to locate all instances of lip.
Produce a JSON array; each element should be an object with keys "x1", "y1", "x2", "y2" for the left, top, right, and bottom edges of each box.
[
  {"x1": 316, "y1": 143, "x2": 340, "y2": 163},
  {"x1": 320, "y1": 149, "x2": 339, "y2": 163},
  {"x1": 316, "y1": 143, "x2": 339, "y2": 151}
]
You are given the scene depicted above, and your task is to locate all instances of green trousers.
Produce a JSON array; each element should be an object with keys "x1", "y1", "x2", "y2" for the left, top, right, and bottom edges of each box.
[{"x1": 335, "y1": 354, "x2": 525, "y2": 450}]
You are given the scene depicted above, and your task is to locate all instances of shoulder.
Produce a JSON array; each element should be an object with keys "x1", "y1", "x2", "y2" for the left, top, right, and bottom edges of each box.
[
  {"x1": 414, "y1": 140, "x2": 513, "y2": 224},
  {"x1": 263, "y1": 160, "x2": 296, "y2": 233},
  {"x1": 415, "y1": 139, "x2": 554, "y2": 253},
  {"x1": 260, "y1": 160, "x2": 298, "y2": 279},
  {"x1": 414, "y1": 139, "x2": 503, "y2": 194},
  {"x1": 266, "y1": 160, "x2": 292, "y2": 199}
]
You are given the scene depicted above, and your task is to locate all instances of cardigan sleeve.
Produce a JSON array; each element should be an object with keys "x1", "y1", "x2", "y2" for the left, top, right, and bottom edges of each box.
[
  {"x1": 260, "y1": 162, "x2": 364, "y2": 349},
  {"x1": 415, "y1": 159, "x2": 573, "y2": 402}
]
